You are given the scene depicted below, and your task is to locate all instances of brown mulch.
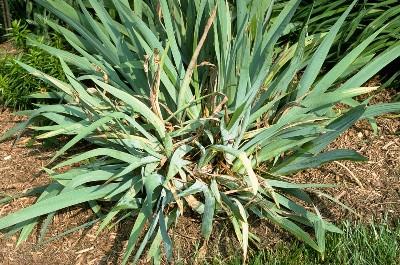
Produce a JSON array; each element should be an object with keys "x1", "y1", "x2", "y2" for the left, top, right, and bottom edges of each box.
[
  {"x1": 292, "y1": 116, "x2": 400, "y2": 222},
  {"x1": 0, "y1": 110, "x2": 128, "y2": 265},
  {"x1": 0, "y1": 41, "x2": 20, "y2": 57},
  {"x1": 291, "y1": 89, "x2": 400, "y2": 223},
  {"x1": 295, "y1": 118, "x2": 400, "y2": 222},
  {"x1": 0, "y1": 91, "x2": 399, "y2": 264}
]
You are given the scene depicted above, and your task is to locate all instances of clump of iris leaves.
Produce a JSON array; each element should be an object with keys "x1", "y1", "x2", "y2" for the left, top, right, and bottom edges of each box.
[{"x1": 0, "y1": 0, "x2": 399, "y2": 264}]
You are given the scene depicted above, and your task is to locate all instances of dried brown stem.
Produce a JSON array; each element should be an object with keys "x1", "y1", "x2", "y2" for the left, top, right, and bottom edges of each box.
[{"x1": 177, "y1": 5, "x2": 218, "y2": 118}]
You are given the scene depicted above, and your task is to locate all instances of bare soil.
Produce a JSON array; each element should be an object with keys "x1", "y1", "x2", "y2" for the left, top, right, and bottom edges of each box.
[
  {"x1": 0, "y1": 90, "x2": 399, "y2": 264},
  {"x1": 0, "y1": 41, "x2": 20, "y2": 57}
]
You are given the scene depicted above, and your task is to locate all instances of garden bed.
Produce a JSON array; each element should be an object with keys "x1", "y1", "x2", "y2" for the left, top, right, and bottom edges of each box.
[{"x1": 0, "y1": 90, "x2": 398, "y2": 264}]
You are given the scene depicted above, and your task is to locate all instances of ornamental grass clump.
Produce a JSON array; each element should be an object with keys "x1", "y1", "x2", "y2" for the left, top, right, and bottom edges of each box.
[
  {"x1": 0, "y1": 0, "x2": 400, "y2": 264},
  {"x1": 289, "y1": 0, "x2": 400, "y2": 86}
]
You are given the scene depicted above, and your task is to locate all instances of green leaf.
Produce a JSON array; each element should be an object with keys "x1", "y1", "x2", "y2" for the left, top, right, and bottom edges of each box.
[
  {"x1": 296, "y1": 0, "x2": 357, "y2": 98},
  {"x1": 121, "y1": 208, "x2": 148, "y2": 265},
  {"x1": 92, "y1": 79, "x2": 166, "y2": 138},
  {"x1": 201, "y1": 188, "x2": 215, "y2": 240},
  {"x1": 272, "y1": 149, "x2": 366, "y2": 176},
  {"x1": 52, "y1": 148, "x2": 159, "y2": 169},
  {"x1": 0, "y1": 183, "x2": 122, "y2": 230},
  {"x1": 311, "y1": 26, "x2": 386, "y2": 95},
  {"x1": 363, "y1": 102, "x2": 400, "y2": 118},
  {"x1": 338, "y1": 43, "x2": 400, "y2": 92}
]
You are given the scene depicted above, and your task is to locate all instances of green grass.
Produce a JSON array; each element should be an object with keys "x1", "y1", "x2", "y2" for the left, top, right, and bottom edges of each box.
[{"x1": 211, "y1": 221, "x2": 400, "y2": 265}]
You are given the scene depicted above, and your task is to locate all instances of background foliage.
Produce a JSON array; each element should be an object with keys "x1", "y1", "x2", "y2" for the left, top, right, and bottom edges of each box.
[
  {"x1": 0, "y1": 20, "x2": 66, "y2": 109},
  {"x1": 289, "y1": 0, "x2": 400, "y2": 88},
  {"x1": 1, "y1": 1, "x2": 399, "y2": 109}
]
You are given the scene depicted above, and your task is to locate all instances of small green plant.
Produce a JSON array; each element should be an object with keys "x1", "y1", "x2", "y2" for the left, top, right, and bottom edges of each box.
[
  {"x1": 0, "y1": 20, "x2": 66, "y2": 109},
  {"x1": 0, "y1": 0, "x2": 399, "y2": 264},
  {"x1": 8, "y1": 0, "x2": 78, "y2": 32},
  {"x1": 5, "y1": 20, "x2": 31, "y2": 48}
]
